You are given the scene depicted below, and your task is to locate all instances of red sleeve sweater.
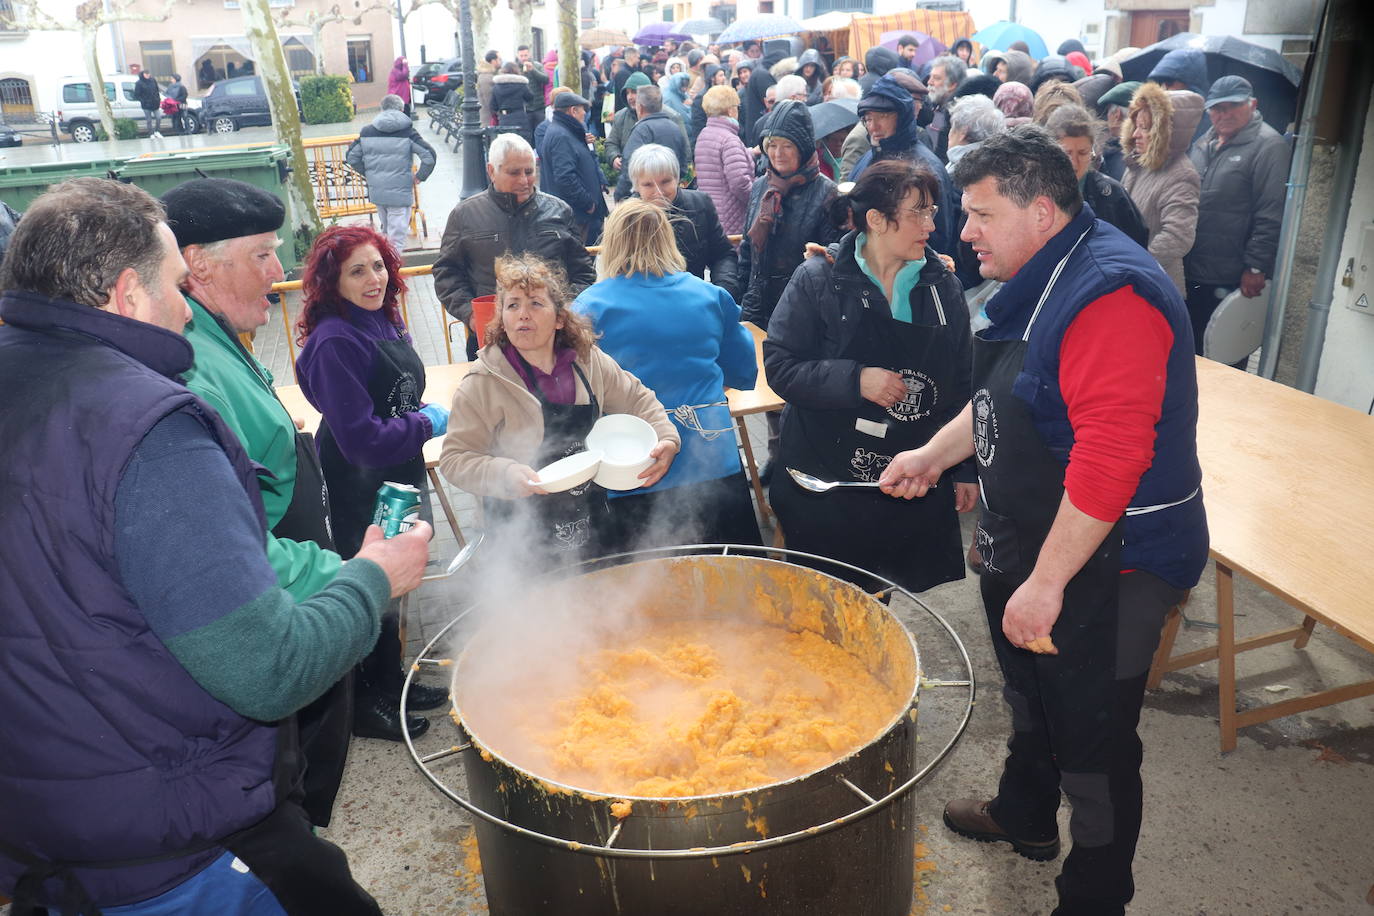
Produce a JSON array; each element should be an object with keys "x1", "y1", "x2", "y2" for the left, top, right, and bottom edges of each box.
[{"x1": 1059, "y1": 287, "x2": 1175, "y2": 523}]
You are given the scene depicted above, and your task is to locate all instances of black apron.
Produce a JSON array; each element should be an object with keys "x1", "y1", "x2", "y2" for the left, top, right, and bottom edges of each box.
[
  {"x1": 769, "y1": 282, "x2": 964, "y2": 592},
  {"x1": 215, "y1": 313, "x2": 350, "y2": 830},
  {"x1": 483, "y1": 359, "x2": 609, "y2": 556},
  {"x1": 317, "y1": 336, "x2": 428, "y2": 560}
]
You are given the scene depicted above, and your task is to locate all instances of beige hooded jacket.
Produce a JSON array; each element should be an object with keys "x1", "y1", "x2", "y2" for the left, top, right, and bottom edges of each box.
[
  {"x1": 1121, "y1": 83, "x2": 1204, "y2": 294},
  {"x1": 439, "y1": 343, "x2": 679, "y2": 498}
]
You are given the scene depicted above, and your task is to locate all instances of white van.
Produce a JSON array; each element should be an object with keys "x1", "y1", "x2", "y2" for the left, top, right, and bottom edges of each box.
[{"x1": 54, "y1": 74, "x2": 200, "y2": 142}]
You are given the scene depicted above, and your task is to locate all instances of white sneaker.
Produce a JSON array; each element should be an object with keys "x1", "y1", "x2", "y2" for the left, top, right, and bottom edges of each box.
[{"x1": 151, "y1": 131, "x2": 163, "y2": 138}]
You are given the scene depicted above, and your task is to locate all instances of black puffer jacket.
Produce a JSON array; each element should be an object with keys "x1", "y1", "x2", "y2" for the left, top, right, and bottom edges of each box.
[
  {"x1": 490, "y1": 73, "x2": 532, "y2": 115},
  {"x1": 650, "y1": 188, "x2": 739, "y2": 301},
  {"x1": 1083, "y1": 169, "x2": 1149, "y2": 250},
  {"x1": 741, "y1": 45, "x2": 787, "y2": 145},
  {"x1": 689, "y1": 63, "x2": 723, "y2": 142},
  {"x1": 737, "y1": 101, "x2": 840, "y2": 330},
  {"x1": 432, "y1": 188, "x2": 597, "y2": 325},
  {"x1": 765, "y1": 230, "x2": 971, "y2": 432}
]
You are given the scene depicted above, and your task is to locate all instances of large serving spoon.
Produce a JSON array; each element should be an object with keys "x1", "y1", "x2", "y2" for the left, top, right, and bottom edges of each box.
[
  {"x1": 421, "y1": 530, "x2": 485, "y2": 581},
  {"x1": 786, "y1": 468, "x2": 885, "y2": 492}
]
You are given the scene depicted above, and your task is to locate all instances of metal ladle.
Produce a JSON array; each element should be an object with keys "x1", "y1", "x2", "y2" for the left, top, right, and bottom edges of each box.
[
  {"x1": 421, "y1": 530, "x2": 485, "y2": 581},
  {"x1": 786, "y1": 468, "x2": 885, "y2": 492}
]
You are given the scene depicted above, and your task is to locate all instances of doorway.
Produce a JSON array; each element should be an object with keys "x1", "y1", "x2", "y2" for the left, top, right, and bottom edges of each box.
[{"x1": 1130, "y1": 10, "x2": 1190, "y2": 49}]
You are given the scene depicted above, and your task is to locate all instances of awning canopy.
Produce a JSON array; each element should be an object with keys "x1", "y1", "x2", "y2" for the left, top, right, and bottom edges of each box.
[{"x1": 190, "y1": 34, "x2": 315, "y2": 61}]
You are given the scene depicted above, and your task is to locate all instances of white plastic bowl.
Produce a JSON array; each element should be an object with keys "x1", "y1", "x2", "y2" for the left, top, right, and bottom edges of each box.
[
  {"x1": 534, "y1": 449, "x2": 603, "y2": 493},
  {"x1": 586, "y1": 414, "x2": 657, "y2": 491}
]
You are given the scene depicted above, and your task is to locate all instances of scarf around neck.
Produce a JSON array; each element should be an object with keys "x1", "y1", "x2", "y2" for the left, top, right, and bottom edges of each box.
[{"x1": 747, "y1": 152, "x2": 820, "y2": 256}]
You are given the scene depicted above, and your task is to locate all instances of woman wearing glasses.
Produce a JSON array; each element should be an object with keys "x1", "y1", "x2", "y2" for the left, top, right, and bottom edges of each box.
[{"x1": 764, "y1": 160, "x2": 978, "y2": 591}]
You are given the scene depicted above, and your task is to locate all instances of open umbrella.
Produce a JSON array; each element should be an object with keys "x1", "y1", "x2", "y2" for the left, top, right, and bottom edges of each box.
[
  {"x1": 1119, "y1": 32, "x2": 1301, "y2": 132},
  {"x1": 675, "y1": 17, "x2": 725, "y2": 36},
  {"x1": 580, "y1": 27, "x2": 630, "y2": 49},
  {"x1": 878, "y1": 30, "x2": 948, "y2": 68},
  {"x1": 634, "y1": 22, "x2": 690, "y2": 45},
  {"x1": 718, "y1": 14, "x2": 804, "y2": 44},
  {"x1": 970, "y1": 21, "x2": 1047, "y2": 60},
  {"x1": 810, "y1": 98, "x2": 859, "y2": 140}
]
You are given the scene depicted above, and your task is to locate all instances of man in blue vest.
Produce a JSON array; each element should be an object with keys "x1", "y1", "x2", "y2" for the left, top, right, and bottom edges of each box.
[
  {"x1": 879, "y1": 126, "x2": 1209, "y2": 915},
  {"x1": 0, "y1": 177, "x2": 431, "y2": 914}
]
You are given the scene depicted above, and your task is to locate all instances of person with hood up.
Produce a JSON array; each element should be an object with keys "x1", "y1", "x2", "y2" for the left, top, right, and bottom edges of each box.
[
  {"x1": 133, "y1": 69, "x2": 162, "y2": 137},
  {"x1": 951, "y1": 38, "x2": 975, "y2": 65},
  {"x1": 738, "y1": 100, "x2": 840, "y2": 475},
  {"x1": 538, "y1": 91, "x2": 609, "y2": 244},
  {"x1": 1147, "y1": 48, "x2": 1210, "y2": 144},
  {"x1": 766, "y1": 159, "x2": 977, "y2": 591},
  {"x1": 850, "y1": 73, "x2": 957, "y2": 258},
  {"x1": 740, "y1": 40, "x2": 790, "y2": 145},
  {"x1": 859, "y1": 45, "x2": 901, "y2": 94},
  {"x1": 839, "y1": 67, "x2": 926, "y2": 180},
  {"x1": 1073, "y1": 58, "x2": 1123, "y2": 116},
  {"x1": 491, "y1": 61, "x2": 535, "y2": 142},
  {"x1": 796, "y1": 48, "x2": 829, "y2": 104},
  {"x1": 694, "y1": 84, "x2": 755, "y2": 236},
  {"x1": 1002, "y1": 49, "x2": 1035, "y2": 87},
  {"x1": 346, "y1": 94, "x2": 437, "y2": 253},
  {"x1": 661, "y1": 71, "x2": 693, "y2": 121},
  {"x1": 1121, "y1": 82, "x2": 1204, "y2": 294},
  {"x1": 1046, "y1": 103, "x2": 1148, "y2": 249},
  {"x1": 387, "y1": 57, "x2": 412, "y2": 115},
  {"x1": 993, "y1": 80, "x2": 1034, "y2": 127},
  {"x1": 831, "y1": 56, "x2": 861, "y2": 80},
  {"x1": 1029, "y1": 55, "x2": 1075, "y2": 95},
  {"x1": 981, "y1": 49, "x2": 1007, "y2": 81}
]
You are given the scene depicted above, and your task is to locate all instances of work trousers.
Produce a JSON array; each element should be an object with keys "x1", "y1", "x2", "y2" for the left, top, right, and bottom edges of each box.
[
  {"x1": 982, "y1": 570, "x2": 1185, "y2": 916},
  {"x1": 376, "y1": 204, "x2": 411, "y2": 254}
]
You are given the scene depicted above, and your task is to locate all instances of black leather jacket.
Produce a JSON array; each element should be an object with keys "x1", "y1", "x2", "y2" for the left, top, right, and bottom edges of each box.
[
  {"x1": 432, "y1": 189, "x2": 597, "y2": 324},
  {"x1": 660, "y1": 188, "x2": 739, "y2": 301}
]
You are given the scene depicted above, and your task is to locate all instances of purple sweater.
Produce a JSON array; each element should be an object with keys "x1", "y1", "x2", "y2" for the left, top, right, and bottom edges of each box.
[
  {"x1": 296, "y1": 304, "x2": 432, "y2": 466},
  {"x1": 693, "y1": 116, "x2": 755, "y2": 237}
]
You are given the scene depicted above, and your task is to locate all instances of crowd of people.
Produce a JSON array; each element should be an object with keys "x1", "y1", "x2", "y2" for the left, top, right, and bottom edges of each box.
[{"x1": 0, "y1": 25, "x2": 1297, "y2": 916}]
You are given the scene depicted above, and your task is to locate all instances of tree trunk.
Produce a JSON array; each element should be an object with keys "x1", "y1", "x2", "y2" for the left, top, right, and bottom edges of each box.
[
  {"x1": 557, "y1": 0, "x2": 577, "y2": 96},
  {"x1": 470, "y1": 0, "x2": 490, "y2": 61},
  {"x1": 80, "y1": 27, "x2": 118, "y2": 141},
  {"x1": 313, "y1": 20, "x2": 327, "y2": 74},
  {"x1": 510, "y1": 0, "x2": 532, "y2": 51},
  {"x1": 240, "y1": 0, "x2": 324, "y2": 253}
]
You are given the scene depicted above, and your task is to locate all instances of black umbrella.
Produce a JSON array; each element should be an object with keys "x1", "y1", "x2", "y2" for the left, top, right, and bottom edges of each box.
[
  {"x1": 810, "y1": 98, "x2": 858, "y2": 140},
  {"x1": 1120, "y1": 33, "x2": 1302, "y2": 132}
]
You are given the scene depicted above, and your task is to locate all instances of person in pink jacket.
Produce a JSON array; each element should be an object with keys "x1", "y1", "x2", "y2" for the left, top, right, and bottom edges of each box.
[
  {"x1": 543, "y1": 50, "x2": 559, "y2": 106},
  {"x1": 693, "y1": 85, "x2": 756, "y2": 238},
  {"x1": 387, "y1": 57, "x2": 412, "y2": 115}
]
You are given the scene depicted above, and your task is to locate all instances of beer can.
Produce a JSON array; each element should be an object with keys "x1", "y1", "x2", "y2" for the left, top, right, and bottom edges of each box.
[{"x1": 372, "y1": 481, "x2": 422, "y2": 538}]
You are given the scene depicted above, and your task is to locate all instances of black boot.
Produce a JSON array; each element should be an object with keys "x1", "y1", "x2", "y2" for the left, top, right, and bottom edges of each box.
[
  {"x1": 404, "y1": 681, "x2": 451, "y2": 711},
  {"x1": 353, "y1": 692, "x2": 429, "y2": 742}
]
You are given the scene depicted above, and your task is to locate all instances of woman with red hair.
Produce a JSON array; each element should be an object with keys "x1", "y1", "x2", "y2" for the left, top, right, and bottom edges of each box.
[{"x1": 296, "y1": 225, "x2": 449, "y2": 742}]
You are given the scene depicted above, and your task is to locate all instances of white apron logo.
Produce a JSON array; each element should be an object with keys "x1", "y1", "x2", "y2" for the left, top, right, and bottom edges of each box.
[
  {"x1": 973, "y1": 388, "x2": 998, "y2": 467},
  {"x1": 387, "y1": 373, "x2": 420, "y2": 418},
  {"x1": 887, "y1": 369, "x2": 937, "y2": 422},
  {"x1": 850, "y1": 448, "x2": 892, "y2": 482},
  {"x1": 974, "y1": 522, "x2": 1001, "y2": 574}
]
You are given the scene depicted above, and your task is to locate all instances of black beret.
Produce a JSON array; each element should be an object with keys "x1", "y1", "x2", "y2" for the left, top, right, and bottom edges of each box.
[{"x1": 161, "y1": 178, "x2": 286, "y2": 248}]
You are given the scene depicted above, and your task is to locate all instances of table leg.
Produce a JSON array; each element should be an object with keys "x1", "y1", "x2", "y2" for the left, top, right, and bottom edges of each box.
[
  {"x1": 735, "y1": 415, "x2": 773, "y2": 529},
  {"x1": 427, "y1": 466, "x2": 465, "y2": 547},
  {"x1": 1217, "y1": 561, "x2": 1237, "y2": 753},
  {"x1": 1293, "y1": 615, "x2": 1318, "y2": 649}
]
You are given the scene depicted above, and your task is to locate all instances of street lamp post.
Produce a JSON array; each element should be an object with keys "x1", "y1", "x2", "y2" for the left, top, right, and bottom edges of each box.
[{"x1": 458, "y1": 0, "x2": 487, "y2": 198}]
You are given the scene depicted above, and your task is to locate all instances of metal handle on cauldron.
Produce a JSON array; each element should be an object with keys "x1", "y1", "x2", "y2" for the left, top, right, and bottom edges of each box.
[{"x1": 403, "y1": 543, "x2": 978, "y2": 862}]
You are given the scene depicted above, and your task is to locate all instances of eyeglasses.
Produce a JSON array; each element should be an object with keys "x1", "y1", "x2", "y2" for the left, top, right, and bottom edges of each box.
[{"x1": 905, "y1": 204, "x2": 939, "y2": 225}]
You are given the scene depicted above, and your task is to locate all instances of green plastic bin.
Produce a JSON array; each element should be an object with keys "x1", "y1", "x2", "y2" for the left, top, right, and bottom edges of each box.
[
  {"x1": 116, "y1": 145, "x2": 298, "y2": 270},
  {"x1": 0, "y1": 158, "x2": 123, "y2": 213}
]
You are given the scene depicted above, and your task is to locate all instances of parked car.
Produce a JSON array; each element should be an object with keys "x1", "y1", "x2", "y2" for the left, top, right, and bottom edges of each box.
[
  {"x1": 418, "y1": 57, "x2": 464, "y2": 104},
  {"x1": 410, "y1": 61, "x2": 443, "y2": 94},
  {"x1": 54, "y1": 73, "x2": 202, "y2": 142},
  {"x1": 199, "y1": 75, "x2": 300, "y2": 134},
  {"x1": 0, "y1": 118, "x2": 21, "y2": 148}
]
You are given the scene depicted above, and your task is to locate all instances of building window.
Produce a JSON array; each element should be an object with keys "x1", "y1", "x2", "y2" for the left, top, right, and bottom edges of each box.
[
  {"x1": 285, "y1": 40, "x2": 315, "y2": 79},
  {"x1": 347, "y1": 38, "x2": 373, "y2": 82},
  {"x1": 140, "y1": 41, "x2": 175, "y2": 85},
  {"x1": 0, "y1": 0, "x2": 26, "y2": 32}
]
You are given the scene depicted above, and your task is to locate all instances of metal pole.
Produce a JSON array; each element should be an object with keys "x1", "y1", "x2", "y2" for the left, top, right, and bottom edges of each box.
[
  {"x1": 1257, "y1": 0, "x2": 1332, "y2": 379},
  {"x1": 1294, "y1": 49, "x2": 1373, "y2": 392},
  {"x1": 458, "y1": 0, "x2": 488, "y2": 198},
  {"x1": 395, "y1": 0, "x2": 407, "y2": 59}
]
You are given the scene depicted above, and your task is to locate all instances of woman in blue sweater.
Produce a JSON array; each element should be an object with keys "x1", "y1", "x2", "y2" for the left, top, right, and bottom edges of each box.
[
  {"x1": 575, "y1": 199, "x2": 761, "y2": 550},
  {"x1": 296, "y1": 225, "x2": 449, "y2": 742}
]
